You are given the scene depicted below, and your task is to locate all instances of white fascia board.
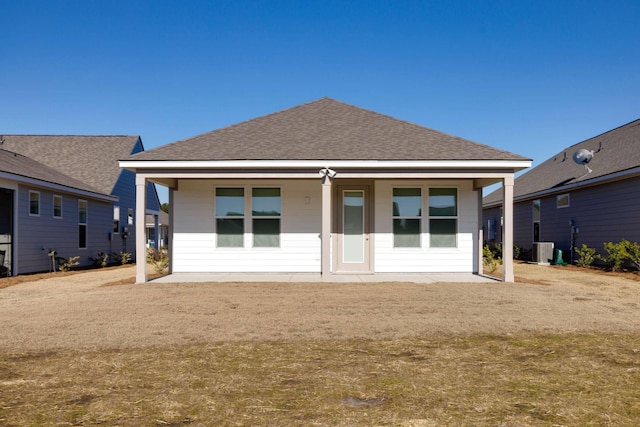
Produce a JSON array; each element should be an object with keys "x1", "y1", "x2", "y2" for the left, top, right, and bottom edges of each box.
[
  {"x1": 120, "y1": 159, "x2": 532, "y2": 170},
  {"x1": 0, "y1": 171, "x2": 118, "y2": 202}
]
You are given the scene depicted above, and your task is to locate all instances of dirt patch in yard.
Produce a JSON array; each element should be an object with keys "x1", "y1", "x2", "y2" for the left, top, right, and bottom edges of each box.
[{"x1": 0, "y1": 262, "x2": 638, "y2": 351}]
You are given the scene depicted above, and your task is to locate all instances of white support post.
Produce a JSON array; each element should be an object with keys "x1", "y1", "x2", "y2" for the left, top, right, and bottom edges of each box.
[
  {"x1": 477, "y1": 189, "x2": 484, "y2": 274},
  {"x1": 502, "y1": 176, "x2": 515, "y2": 282},
  {"x1": 321, "y1": 176, "x2": 333, "y2": 278},
  {"x1": 135, "y1": 175, "x2": 147, "y2": 284}
]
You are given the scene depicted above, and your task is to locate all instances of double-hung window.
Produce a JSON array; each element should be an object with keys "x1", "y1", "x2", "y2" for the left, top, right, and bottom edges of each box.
[
  {"x1": 252, "y1": 188, "x2": 281, "y2": 247},
  {"x1": 216, "y1": 188, "x2": 245, "y2": 247},
  {"x1": 429, "y1": 188, "x2": 457, "y2": 248},
  {"x1": 78, "y1": 200, "x2": 88, "y2": 249},
  {"x1": 53, "y1": 195, "x2": 63, "y2": 218},
  {"x1": 392, "y1": 188, "x2": 422, "y2": 247},
  {"x1": 113, "y1": 206, "x2": 120, "y2": 233},
  {"x1": 29, "y1": 191, "x2": 40, "y2": 216}
]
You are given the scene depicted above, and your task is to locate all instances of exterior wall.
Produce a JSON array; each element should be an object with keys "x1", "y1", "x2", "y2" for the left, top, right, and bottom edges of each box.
[
  {"x1": 16, "y1": 184, "x2": 116, "y2": 274},
  {"x1": 374, "y1": 180, "x2": 479, "y2": 273},
  {"x1": 482, "y1": 206, "x2": 502, "y2": 245},
  {"x1": 171, "y1": 178, "x2": 481, "y2": 274},
  {"x1": 537, "y1": 177, "x2": 640, "y2": 255},
  {"x1": 483, "y1": 176, "x2": 640, "y2": 260},
  {"x1": 111, "y1": 170, "x2": 161, "y2": 261},
  {"x1": 172, "y1": 179, "x2": 322, "y2": 273}
]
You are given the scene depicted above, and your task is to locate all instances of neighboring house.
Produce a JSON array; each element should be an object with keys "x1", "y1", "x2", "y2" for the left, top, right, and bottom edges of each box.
[
  {"x1": 146, "y1": 210, "x2": 169, "y2": 248},
  {"x1": 120, "y1": 98, "x2": 530, "y2": 282},
  {"x1": 483, "y1": 118, "x2": 640, "y2": 263},
  {"x1": 0, "y1": 135, "x2": 161, "y2": 275}
]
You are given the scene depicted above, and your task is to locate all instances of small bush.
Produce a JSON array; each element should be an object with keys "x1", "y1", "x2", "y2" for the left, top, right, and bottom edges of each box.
[
  {"x1": 119, "y1": 252, "x2": 132, "y2": 265},
  {"x1": 483, "y1": 245, "x2": 502, "y2": 273},
  {"x1": 599, "y1": 240, "x2": 629, "y2": 272},
  {"x1": 574, "y1": 244, "x2": 597, "y2": 268},
  {"x1": 147, "y1": 248, "x2": 169, "y2": 275},
  {"x1": 59, "y1": 256, "x2": 80, "y2": 272},
  {"x1": 625, "y1": 240, "x2": 640, "y2": 270},
  {"x1": 90, "y1": 252, "x2": 110, "y2": 268}
]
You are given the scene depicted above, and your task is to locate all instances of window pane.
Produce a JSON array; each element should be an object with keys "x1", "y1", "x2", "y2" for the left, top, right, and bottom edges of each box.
[
  {"x1": 79, "y1": 224, "x2": 87, "y2": 248},
  {"x1": 393, "y1": 219, "x2": 420, "y2": 247},
  {"x1": 216, "y1": 218, "x2": 244, "y2": 247},
  {"x1": 252, "y1": 188, "x2": 281, "y2": 216},
  {"x1": 533, "y1": 200, "x2": 540, "y2": 221},
  {"x1": 253, "y1": 218, "x2": 280, "y2": 247},
  {"x1": 29, "y1": 192, "x2": 39, "y2": 215},
  {"x1": 113, "y1": 206, "x2": 120, "y2": 232},
  {"x1": 343, "y1": 191, "x2": 364, "y2": 262},
  {"x1": 79, "y1": 201, "x2": 87, "y2": 224},
  {"x1": 393, "y1": 188, "x2": 421, "y2": 217},
  {"x1": 53, "y1": 196, "x2": 62, "y2": 217},
  {"x1": 430, "y1": 219, "x2": 457, "y2": 247},
  {"x1": 429, "y1": 188, "x2": 457, "y2": 216},
  {"x1": 556, "y1": 194, "x2": 569, "y2": 208},
  {"x1": 216, "y1": 188, "x2": 244, "y2": 216}
]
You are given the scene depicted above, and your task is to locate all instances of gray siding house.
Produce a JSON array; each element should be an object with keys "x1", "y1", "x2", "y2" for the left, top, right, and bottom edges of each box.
[
  {"x1": 121, "y1": 98, "x2": 530, "y2": 283},
  {"x1": 483, "y1": 118, "x2": 640, "y2": 263},
  {"x1": 0, "y1": 135, "x2": 161, "y2": 275}
]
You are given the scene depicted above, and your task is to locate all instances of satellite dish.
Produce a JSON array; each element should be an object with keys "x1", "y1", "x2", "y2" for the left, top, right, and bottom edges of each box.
[{"x1": 572, "y1": 149, "x2": 594, "y2": 165}]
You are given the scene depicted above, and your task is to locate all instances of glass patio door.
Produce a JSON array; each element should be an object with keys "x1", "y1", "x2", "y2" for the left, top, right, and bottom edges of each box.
[{"x1": 336, "y1": 185, "x2": 371, "y2": 273}]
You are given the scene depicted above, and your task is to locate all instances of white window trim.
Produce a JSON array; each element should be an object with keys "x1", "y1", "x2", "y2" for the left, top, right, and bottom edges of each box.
[
  {"x1": 392, "y1": 186, "x2": 423, "y2": 250},
  {"x1": 113, "y1": 205, "x2": 120, "y2": 234},
  {"x1": 128, "y1": 208, "x2": 134, "y2": 225},
  {"x1": 214, "y1": 186, "x2": 283, "y2": 250},
  {"x1": 427, "y1": 186, "x2": 459, "y2": 249},
  {"x1": 53, "y1": 195, "x2": 63, "y2": 219},
  {"x1": 29, "y1": 190, "x2": 40, "y2": 216},
  {"x1": 215, "y1": 187, "x2": 246, "y2": 249},
  {"x1": 556, "y1": 194, "x2": 570, "y2": 209},
  {"x1": 251, "y1": 187, "x2": 282, "y2": 249}
]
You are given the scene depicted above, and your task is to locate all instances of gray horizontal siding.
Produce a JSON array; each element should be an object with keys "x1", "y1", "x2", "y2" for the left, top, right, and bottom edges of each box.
[
  {"x1": 484, "y1": 176, "x2": 640, "y2": 258},
  {"x1": 17, "y1": 185, "x2": 117, "y2": 274}
]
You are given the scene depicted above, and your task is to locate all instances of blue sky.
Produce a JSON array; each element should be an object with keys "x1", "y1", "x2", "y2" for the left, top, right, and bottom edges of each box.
[{"x1": 2, "y1": 1, "x2": 639, "y2": 202}]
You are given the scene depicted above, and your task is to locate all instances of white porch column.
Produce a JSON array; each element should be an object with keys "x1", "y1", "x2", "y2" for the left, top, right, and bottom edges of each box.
[
  {"x1": 502, "y1": 176, "x2": 515, "y2": 282},
  {"x1": 135, "y1": 174, "x2": 147, "y2": 284},
  {"x1": 321, "y1": 176, "x2": 333, "y2": 278},
  {"x1": 477, "y1": 189, "x2": 484, "y2": 274}
]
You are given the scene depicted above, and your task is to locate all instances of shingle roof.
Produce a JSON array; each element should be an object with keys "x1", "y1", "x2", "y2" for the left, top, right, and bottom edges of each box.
[
  {"x1": 128, "y1": 98, "x2": 529, "y2": 162},
  {"x1": 0, "y1": 148, "x2": 106, "y2": 195},
  {"x1": 0, "y1": 135, "x2": 141, "y2": 195},
  {"x1": 484, "y1": 118, "x2": 640, "y2": 205}
]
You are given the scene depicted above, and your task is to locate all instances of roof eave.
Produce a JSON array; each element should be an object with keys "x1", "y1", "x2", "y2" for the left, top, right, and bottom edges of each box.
[
  {"x1": 120, "y1": 159, "x2": 532, "y2": 171},
  {"x1": 0, "y1": 171, "x2": 118, "y2": 202}
]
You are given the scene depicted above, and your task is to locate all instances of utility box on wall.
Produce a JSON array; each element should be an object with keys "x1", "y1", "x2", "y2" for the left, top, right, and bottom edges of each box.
[{"x1": 533, "y1": 242, "x2": 554, "y2": 265}]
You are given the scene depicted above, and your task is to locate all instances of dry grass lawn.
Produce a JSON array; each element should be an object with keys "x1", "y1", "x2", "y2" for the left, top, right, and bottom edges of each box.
[{"x1": 1, "y1": 262, "x2": 639, "y2": 426}]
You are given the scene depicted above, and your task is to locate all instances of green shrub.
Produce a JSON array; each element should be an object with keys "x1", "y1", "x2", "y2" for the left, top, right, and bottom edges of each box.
[
  {"x1": 147, "y1": 248, "x2": 169, "y2": 274},
  {"x1": 623, "y1": 240, "x2": 640, "y2": 270},
  {"x1": 90, "y1": 252, "x2": 110, "y2": 268},
  {"x1": 574, "y1": 244, "x2": 597, "y2": 268},
  {"x1": 119, "y1": 252, "x2": 132, "y2": 265},
  {"x1": 599, "y1": 240, "x2": 629, "y2": 271},
  {"x1": 59, "y1": 256, "x2": 80, "y2": 272},
  {"x1": 483, "y1": 244, "x2": 502, "y2": 273}
]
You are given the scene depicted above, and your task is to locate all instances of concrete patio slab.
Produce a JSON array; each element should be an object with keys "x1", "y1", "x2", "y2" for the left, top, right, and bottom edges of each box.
[{"x1": 150, "y1": 272, "x2": 498, "y2": 284}]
